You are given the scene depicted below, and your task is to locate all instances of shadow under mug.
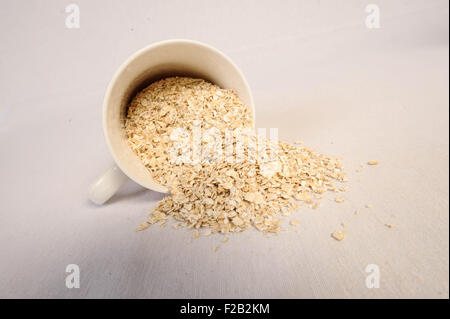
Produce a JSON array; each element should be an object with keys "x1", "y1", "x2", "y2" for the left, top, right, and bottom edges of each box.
[{"x1": 88, "y1": 39, "x2": 255, "y2": 205}]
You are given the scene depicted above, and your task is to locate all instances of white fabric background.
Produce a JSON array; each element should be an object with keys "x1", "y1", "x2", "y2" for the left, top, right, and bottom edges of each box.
[{"x1": 0, "y1": 0, "x2": 448, "y2": 298}]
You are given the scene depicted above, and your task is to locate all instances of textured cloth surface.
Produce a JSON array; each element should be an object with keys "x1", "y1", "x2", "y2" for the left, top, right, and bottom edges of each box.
[{"x1": 0, "y1": 0, "x2": 448, "y2": 298}]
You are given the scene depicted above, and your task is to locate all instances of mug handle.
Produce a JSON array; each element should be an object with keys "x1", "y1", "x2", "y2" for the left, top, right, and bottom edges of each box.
[{"x1": 88, "y1": 165, "x2": 128, "y2": 205}]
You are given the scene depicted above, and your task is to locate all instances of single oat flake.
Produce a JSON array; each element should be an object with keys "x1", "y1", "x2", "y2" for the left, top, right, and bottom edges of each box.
[
  {"x1": 368, "y1": 160, "x2": 379, "y2": 165},
  {"x1": 126, "y1": 77, "x2": 347, "y2": 235},
  {"x1": 290, "y1": 219, "x2": 300, "y2": 226},
  {"x1": 331, "y1": 230, "x2": 346, "y2": 241},
  {"x1": 135, "y1": 222, "x2": 150, "y2": 231},
  {"x1": 335, "y1": 196, "x2": 345, "y2": 203}
]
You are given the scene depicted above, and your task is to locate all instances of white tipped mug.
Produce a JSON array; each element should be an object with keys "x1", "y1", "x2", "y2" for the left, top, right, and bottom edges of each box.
[{"x1": 89, "y1": 39, "x2": 255, "y2": 205}]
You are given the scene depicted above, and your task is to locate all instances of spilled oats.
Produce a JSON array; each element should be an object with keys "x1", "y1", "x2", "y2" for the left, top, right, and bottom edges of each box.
[{"x1": 125, "y1": 77, "x2": 346, "y2": 235}]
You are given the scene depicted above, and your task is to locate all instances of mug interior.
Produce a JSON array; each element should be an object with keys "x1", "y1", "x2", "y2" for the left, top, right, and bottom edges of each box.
[{"x1": 103, "y1": 40, "x2": 254, "y2": 192}]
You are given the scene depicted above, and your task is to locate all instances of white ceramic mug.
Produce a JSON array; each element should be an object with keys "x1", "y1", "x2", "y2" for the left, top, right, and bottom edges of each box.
[{"x1": 88, "y1": 39, "x2": 255, "y2": 205}]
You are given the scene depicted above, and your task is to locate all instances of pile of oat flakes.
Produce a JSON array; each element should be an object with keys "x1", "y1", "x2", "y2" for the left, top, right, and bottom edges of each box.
[{"x1": 125, "y1": 77, "x2": 346, "y2": 235}]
